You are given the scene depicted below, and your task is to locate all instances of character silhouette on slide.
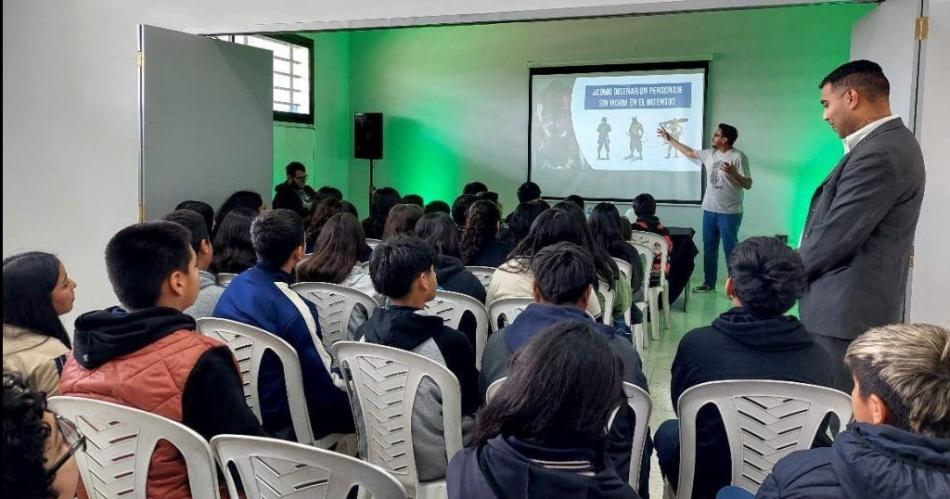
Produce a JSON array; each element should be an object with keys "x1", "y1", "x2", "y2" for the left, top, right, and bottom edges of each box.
[
  {"x1": 597, "y1": 117, "x2": 612, "y2": 160},
  {"x1": 659, "y1": 118, "x2": 688, "y2": 158},
  {"x1": 536, "y1": 79, "x2": 584, "y2": 170},
  {"x1": 626, "y1": 116, "x2": 644, "y2": 160}
]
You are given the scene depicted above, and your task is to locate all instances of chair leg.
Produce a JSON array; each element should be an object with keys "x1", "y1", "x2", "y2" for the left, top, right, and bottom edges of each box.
[
  {"x1": 662, "y1": 287, "x2": 671, "y2": 330},
  {"x1": 650, "y1": 293, "x2": 660, "y2": 341}
]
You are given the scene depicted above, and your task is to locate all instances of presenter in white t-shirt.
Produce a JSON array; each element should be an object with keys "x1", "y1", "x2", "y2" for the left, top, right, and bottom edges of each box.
[{"x1": 657, "y1": 123, "x2": 752, "y2": 292}]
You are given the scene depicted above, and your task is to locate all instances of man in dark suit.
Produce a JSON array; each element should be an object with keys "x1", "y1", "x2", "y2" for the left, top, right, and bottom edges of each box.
[{"x1": 799, "y1": 60, "x2": 925, "y2": 392}]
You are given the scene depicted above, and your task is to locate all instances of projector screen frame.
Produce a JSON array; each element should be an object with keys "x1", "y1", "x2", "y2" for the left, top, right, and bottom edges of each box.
[{"x1": 527, "y1": 60, "x2": 710, "y2": 205}]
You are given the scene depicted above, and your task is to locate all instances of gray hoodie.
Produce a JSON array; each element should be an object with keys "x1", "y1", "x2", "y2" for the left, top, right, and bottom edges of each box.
[{"x1": 184, "y1": 270, "x2": 225, "y2": 319}]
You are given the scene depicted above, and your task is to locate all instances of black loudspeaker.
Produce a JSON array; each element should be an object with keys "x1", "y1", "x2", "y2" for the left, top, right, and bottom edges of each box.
[{"x1": 354, "y1": 113, "x2": 383, "y2": 160}]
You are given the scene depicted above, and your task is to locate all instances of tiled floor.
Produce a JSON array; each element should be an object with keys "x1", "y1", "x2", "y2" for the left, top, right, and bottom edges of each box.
[{"x1": 641, "y1": 281, "x2": 735, "y2": 499}]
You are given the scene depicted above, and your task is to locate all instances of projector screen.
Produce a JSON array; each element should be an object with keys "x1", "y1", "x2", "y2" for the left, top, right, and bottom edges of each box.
[{"x1": 529, "y1": 62, "x2": 708, "y2": 203}]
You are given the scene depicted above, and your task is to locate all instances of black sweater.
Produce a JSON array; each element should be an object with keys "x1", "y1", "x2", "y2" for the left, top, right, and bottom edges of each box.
[{"x1": 670, "y1": 307, "x2": 834, "y2": 499}]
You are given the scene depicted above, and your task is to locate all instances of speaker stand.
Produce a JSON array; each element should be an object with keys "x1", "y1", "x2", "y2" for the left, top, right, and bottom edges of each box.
[{"x1": 368, "y1": 158, "x2": 376, "y2": 207}]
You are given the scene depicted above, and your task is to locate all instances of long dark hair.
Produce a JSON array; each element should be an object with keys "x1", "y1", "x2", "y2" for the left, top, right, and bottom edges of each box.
[
  {"x1": 382, "y1": 204, "x2": 423, "y2": 240},
  {"x1": 210, "y1": 207, "x2": 257, "y2": 274},
  {"x1": 460, "y1": 199, "x2": 500, "y2": 264},
  {"x1": 552, "y1": 201, "x2": 620, "y2": 288},
  {"x1": 363, "y1": 187, "x2": 401, "y2": 239},
  {"x1": 305, "y1": 197, "x2": 342, "y2": 248},
  {"x1": 2, "y1": 252, "x2": 71, "y2": 348},
  {"x1": 476, "y1": 320, "x2": 624, "y2": 447},
  {"x1": 3, "y1": 373, "x2": 56, "y2": 499},
  {"x1": 298, "y1": 213, "x2": 365, "y2": 284},
  {"x1": 508, "y1": 202, "x2": 546, "y2": 243},
  {"x1": 415, "y1": 212, "x2": 461, "y2": 258},
  {"x1": 589, "y1": 203, "x2": 629, "y2": 260},
  {"x1": 213, "y1": 191, "x2": 263, "y2": 238}
]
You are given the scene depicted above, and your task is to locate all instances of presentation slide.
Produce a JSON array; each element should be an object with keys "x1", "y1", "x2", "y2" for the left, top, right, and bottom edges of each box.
[{"x1": 529, "y1": 64, "x2": 707, "y2": 203}]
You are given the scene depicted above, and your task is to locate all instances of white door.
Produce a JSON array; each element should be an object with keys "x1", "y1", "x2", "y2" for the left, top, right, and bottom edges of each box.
[{"x1": 138, "y1": 24, "x2": 273, "y2": 221}]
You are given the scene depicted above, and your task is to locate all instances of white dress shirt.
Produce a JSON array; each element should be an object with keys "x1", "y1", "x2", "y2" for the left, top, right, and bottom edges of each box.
[{"x1": 843, "y1": 114, "x2": 899, "y2": 153}]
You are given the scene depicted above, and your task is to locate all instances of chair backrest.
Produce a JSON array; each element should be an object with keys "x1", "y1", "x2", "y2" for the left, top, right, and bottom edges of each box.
[
  {"x1": 676, "y1": 380, "x2": 853, "y2": 498},
  {"x1": 291, "y1": 282, "x2": 380, "y2": 349},
  {"x1": 47, "y1": 396, "x2": 220, "y2": 499},
  {"x1": 487, "y1": 297, "x2": 534, "y2": 332},
  {"x1": 211, "y1": 434, "x2": 407, "y2": 499},
  {"x1": 195, "y1": 318, "x2": 316, "y2": 445},
  {"x1": 366, "y1": 238, "x2": 383, "y2": 250},
  {"x1": 628, "y1": 242, "x2": 652, "y2": 297},
  {"x1": 465, "y1": 265, "x2": 497, "y2": 288},
  {"x1": 598, "y1": 279, "x2": 616, "y2": 326},
  {"x1": 484, "y1": 379, "x2": 652, "y2": 492},
  {"x1": 331, "y1": 341, "x2": 463, "y2": 497},
  {"x1": 611, "y1": 258, "x2": 634, "y2": 326},
  {"x1": 217, "y1": 272, "x2": 238, "y2": 287},
  {"x1": 424, "y1": 290, "x2": 491, "y2": 369},
  {"x1": 629, "y1": 231, "x2": 668, "y2": 281}
]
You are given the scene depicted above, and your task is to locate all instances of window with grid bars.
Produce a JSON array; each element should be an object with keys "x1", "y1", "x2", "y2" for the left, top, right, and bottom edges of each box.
[{"x1": 210, "y1": 34, "x2": 313, "y2": 124}]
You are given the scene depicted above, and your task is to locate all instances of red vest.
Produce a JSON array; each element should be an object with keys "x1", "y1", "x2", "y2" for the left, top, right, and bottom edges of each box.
[{"x1": 59, "y1": 330, "x2": 224, "y2": 499}]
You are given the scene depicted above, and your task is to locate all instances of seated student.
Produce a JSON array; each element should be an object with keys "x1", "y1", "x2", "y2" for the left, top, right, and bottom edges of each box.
[
  {"x1": 517, "y1": 181, "x2": 542, "y2": 204},
  {"x1": 175, "y1": 199, "x2": 214, "y2": 236},
  {"x1": 629, "y1": 193, "x2": 673, "y2": 285},
  {"x1": 564, "y1": 194, "x2": 586, "y2": 211},
  {"x1": 163, "y1": 209, "x2": 224, "y2": 319},
  {"x1": 451, "y1": 194, "x2": 477, "y2": 228},
  {"x1": 654, "y1": 237, "x2": 833, "y2": 499},
  {"x1": 480, "y1": 242, "x2": 649, "y2": 494},
  {"x1": 487, "y1": 209, "x2": 602, "y2": 318},
  {"x1": 315, "y1": 185, "x2": 343, "y2": 201},
  {"x1": 209, "y1": 207, "x2": 258, "y2": 275},
  {"x1": 500, "y1": 201, "x2": 546, "y2": 246},
  {"x1": 213, "y1": 190, "x2": 265, "y2": 239},
  {"x1": 750, "y1": 323, "x2": 950, "y2": 499},
  {"x1": 213, "y1": 209, "x2": 353, "y2": 440},
  {"x1": 297, "y1": 212, "x2": 381, "y2": 336},
  {"x1": 415, "y1": 212, "x2": 487, "y2": 304},
  {"x1": 382, "y1": 203, "x2": 423, "y2": 240},
  {"x1": 355, "y1": 236, "x2": 480, "y2": 482},
  {"x1": 553, "y1": 201, "x2": 632, "y2": 321},
  {"x1": 3, "y1": 252, "x2": 75, "y2": 396},
  {"x1": 363, "y1": 187, "x2": 401, "y2": 240},
  {"x1": 304, "y1": 196, "x2": 342, "y2": 252},
  {"x1": 273, "y1": 161, "x2": 318, "y2": 218},
  {"x1": 448, "y1": 321, "x2": 639, "y2": 499},
  {"x1": 59, "y1": 221, "x2": 263, "y2": 498},
  {"x1": 424, "y1": 199, "x2": 451, "y2": 215},
  {"x1": 461, "y1": 200, "x2": 514, "y2": 268},
  {"x1": 402, "y1": 193, "x2": 424, "y2": 208},
  {"x1": 589, "y1": 202, "x2": 645, "y2": 324},
  {"x1": 462, "y1": 181, "x2": 488, "y2": 196},
  {"x1": 4, "y1": 373, "x2": 81, "y2": 499}
]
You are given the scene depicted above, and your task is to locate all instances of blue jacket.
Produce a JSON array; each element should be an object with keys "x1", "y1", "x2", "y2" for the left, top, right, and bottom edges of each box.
[
  {"x1": 756, "y1": 423, "x2": 950, "y2": 499},
  {"x1": 213, "y1": 263, "x2": 353, "y2": 439}
]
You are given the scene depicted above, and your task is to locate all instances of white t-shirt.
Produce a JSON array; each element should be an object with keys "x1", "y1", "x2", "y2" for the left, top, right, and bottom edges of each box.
[{"x1": 696, "y1": 148, "x2": 750, "y2": 214}]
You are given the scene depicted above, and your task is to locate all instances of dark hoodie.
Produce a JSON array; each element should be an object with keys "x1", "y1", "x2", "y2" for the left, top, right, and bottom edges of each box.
[
  {"x1": 448, "y1": 435, "x2": 641, "y2": 499},
  {"x1": 273, "y1": 182, "x2": 317, "y2": 218},
  {"x1": 71, "y1": 306, "x2": 263, "y2": 440},
  {"x1": 355, "y1": 305, "x2": 480, "y2": 481},
  {"x1": 436, "y1": 254, "x2": 487, "y2": 304},
  {"x1": 758, "y1": 422, "x2": 950, "y2": 499},
  {"x1": 668, "y1": 307, "x2": 835, "y2": 499}
]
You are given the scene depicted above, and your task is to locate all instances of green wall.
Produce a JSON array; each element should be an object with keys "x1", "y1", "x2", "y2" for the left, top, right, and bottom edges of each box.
[{"x1": 272, "y1": 31, "x2": 351, "y2": 205}]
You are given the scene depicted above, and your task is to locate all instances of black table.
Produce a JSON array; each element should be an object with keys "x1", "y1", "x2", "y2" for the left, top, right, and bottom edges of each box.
[{"x1": 666, "y1": 227, "x2": 698, "y2": 305}]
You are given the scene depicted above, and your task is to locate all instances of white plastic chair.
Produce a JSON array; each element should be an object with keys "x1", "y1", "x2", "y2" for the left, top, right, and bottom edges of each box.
[
  {"x1": 629, "y1": 231, "x2": 671, "y2": 335},
  {"x1": 485, "y1": 380, "x2": 653, "y2": 493},
  {"x1": 424, "y1": 290, "x2": 491, "y2": 370},
  {"x1": 291, "y1": 282, "x2": 380, "y2": 349},
  {"x1": 332, "y1": 341, "x2": 463, "y2": 499},
  {"x1": 672, "y1": 380, "x2": 853, "y2": 498},
  {"x1": 611, "y1": 257, "x2": 644, "y2": 353},
  {"x1": 598, "y1": 279, "x2": 616, "y2": 326},
  {"x1": 47, "y1": 396, "x2": 220, "y2": 499},
  {"x1": 216, "y1": 272, "x2": 238, "y2": 287},
  {"x1": 465, "y1": 265, "x2": 496, "y2": 289},
  {"x1": 366, "y1": 238, "x2": 383, "y2": 250},
  {"x1": 487, "y1": 297, "x2": 534, "y2": 332},
  {"x1": 196, "y1": 318, "x2": 338, "y2": 449},
  {"x1": 212, "y1": 434, "x2": 407, "y2": 499},
  {"x1": 629, "y1": 241, "x2": 661, "y2": 342}
]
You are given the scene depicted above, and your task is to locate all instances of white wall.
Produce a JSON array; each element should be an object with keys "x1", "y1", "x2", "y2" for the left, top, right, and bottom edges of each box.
[{"x1": 910, "y1": 0, "x2": 950, "y2": 324}]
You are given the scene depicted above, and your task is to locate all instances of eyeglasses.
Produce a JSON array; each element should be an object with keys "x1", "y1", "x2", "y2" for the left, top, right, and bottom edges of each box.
[{"x1": 46, "y1": 414, "x2": 86, "y2": 478}]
